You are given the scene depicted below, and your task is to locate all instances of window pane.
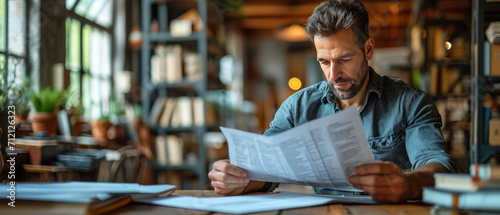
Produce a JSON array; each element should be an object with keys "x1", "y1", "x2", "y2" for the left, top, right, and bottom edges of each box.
[
  {"x1": 0, "y1": 54, "x2": 4, "y2": 86},
  {"x1": 67, "y1": 71, "x2": 81, "y2": 109},
  {"x1": 100, "y1": 79, "x2": 110, "y2": 117},
  {"x1": 7, "y1": 56, "x2": 25, "y2": 86},
  {"x1": 82, "y1": 73, "x2": 90, "y2": 119},
  {"x1": 86, "y1": 0, "x2": 106, "y2": 21},
  {"x1": 66, "y1": 0, "x2": 78, "y2": 10},
  {"x1": 82, "y1": 25, "x2": 92, "y2": 72},
  {"x1": 74, "y1": 0, "x2": 92, "y2": 18},
  {"x1": 90, "y1": 76, "x2": 101, "y2": 119},
  {"x1": 90, "y1": 29, "x2": 111, "y2": 78},
  {"x1": 65, "y1": 18, "x2": 81, "y2": 71},
  {"x1": 0, "y1": 0, "x2": 5, "y2": 51},
  {"x1": 8, "y1": 0, "x2": 25, "y2": 56},
  {"x1": 95, "y1": 0, "x2": 112, "y2": 28}
]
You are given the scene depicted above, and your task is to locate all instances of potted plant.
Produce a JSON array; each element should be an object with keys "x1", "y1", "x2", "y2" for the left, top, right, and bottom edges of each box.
[
  {"x1": 29, "y1": 87, "x2": 67, "y2": 135},
  {"x1": 0, "y1": 78, "x2": 32, "y2": 149},
  {"x1": 0, "y1": 78, "x2": 32, "y2": 122},
  {"x1": 89, "y1": 115, "x2": 112, "y2": 142}
]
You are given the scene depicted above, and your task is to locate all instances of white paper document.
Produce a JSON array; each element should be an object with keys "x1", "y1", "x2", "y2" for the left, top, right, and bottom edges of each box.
[
  {"x1": 220, "y1": 106, "x2": 375, "y2": 192},
  {"x1": 139, "y1": 192, "x2": 375, "y2": 214},
  {"x1": 0, "y1": 182, "x2": 176, "y2": 203}
]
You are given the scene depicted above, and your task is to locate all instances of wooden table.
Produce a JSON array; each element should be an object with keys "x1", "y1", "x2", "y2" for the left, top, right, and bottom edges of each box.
[{"x1": 112, "y1": 190, "x2": 433, "y2": 215}]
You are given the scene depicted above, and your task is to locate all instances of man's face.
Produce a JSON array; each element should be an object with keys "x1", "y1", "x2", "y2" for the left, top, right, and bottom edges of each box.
[{"x1": 314, "y1": 29, "x2": 370, "y2": 100}]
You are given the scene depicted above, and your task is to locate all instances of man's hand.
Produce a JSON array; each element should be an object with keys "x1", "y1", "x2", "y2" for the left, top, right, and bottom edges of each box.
[
  {"x1": 348, "y1": 161, "x2": 448, "y2": 203},
  {"x1": 209, "y1": 159, "x2": 250, "y2": 196},
  {"x1": 348, "y1": 162, "x2": 411, "y2": 203}
]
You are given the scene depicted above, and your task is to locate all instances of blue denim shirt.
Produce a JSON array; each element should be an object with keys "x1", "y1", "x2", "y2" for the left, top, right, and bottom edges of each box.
[{"x1": 263, "y1": 67, "x2": 457, "y2": 195}]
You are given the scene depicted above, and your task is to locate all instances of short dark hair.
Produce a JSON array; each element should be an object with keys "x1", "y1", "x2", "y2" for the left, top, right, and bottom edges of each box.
[{"x1": 305, "y1": 0, "x2": 369, "y2": 51}]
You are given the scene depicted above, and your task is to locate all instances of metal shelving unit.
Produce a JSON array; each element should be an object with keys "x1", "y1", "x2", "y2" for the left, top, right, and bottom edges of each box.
[
  {"x1": 141, "y1": 0, "x2": 208, "y2": 189},
  {"x1": 470, "y1": 0, "x2": 500, "y2": 164}
]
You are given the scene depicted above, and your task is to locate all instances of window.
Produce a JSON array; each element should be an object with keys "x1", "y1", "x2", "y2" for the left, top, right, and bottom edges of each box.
[
  {"x1": 65, "y1": 0, "x2": 114, "y2": 120},
  {"x1": 0, "y1": 0, "x2": 28, "y2": 88}
]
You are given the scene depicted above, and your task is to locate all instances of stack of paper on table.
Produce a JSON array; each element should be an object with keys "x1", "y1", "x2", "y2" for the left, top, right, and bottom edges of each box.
[
  {"x1": 0, "y1": 182, "x2": 175, "y2": 215},
  {"x1": 138, "y1": 192, "x2": 375, "y2": 214}
]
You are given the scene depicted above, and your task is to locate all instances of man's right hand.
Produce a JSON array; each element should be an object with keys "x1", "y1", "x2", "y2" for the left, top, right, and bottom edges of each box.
[{"x1": 208, "y1": 159, "x2": 250, "y2": 195}]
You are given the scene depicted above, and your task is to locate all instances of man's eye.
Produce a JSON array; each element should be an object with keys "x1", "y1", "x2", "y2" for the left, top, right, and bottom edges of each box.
[
  {"x1": 340, "y1": 58, "x2": 351, "y2": 62},
  {"x1": 320, "y1": 61, "x2": 329, "y2": 65}
]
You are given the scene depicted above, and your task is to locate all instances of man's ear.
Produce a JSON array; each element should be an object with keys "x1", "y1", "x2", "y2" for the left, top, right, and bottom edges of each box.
[{"x1": 364, "y1": 38, "x2": 375, "y2": 61}]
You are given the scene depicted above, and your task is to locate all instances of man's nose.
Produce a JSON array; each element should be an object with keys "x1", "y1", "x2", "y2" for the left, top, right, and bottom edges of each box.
[{"x1": 328, "y1": 63, "x2": 342, "y2": 81}]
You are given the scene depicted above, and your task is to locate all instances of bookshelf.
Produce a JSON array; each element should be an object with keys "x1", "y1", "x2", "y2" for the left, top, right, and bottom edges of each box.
[
  {"x1": 411, "y1": 0, "x2": 472, "y2": 171},
  {"x1": 141, "y1": 0, "x2": 209, "y2": 189},
  {"x1": 471, "y1": 0, "x2": 500, "y2": 164}
]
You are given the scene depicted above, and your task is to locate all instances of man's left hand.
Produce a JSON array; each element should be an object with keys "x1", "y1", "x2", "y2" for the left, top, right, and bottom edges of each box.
[{"x1": 348, "y1": 161, "x2": 411, "y2": 203}]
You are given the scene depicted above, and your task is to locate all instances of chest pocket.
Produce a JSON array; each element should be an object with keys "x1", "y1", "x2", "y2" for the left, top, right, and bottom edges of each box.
[{"x1": 367, "y1": 130, "x2": 405, "y2": 153}]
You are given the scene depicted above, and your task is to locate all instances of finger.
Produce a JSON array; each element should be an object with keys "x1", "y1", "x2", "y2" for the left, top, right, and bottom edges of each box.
[
  {"x1": 209, "y1": 171, "x2": 249, "y2": 184},
  {"x1": 353, "y1": 162, "x2": 400, "y2": 175},
  {"x1": 211, "y1": 180, "x2": 248, "y2": 190},
  {"x1": 214, "y1": 187, "x2": 242, "y2": 196},
  {"x1": 349, "y1": 174, "x2": 404, "y2": 187},
  {"x1": 213, "y1": 159, "x2": 247, "y2": 177}
]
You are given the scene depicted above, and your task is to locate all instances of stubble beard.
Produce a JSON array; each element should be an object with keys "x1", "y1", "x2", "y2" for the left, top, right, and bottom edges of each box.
[{"x1": 328, "y1": 59, "x2": 368, "y2": 100}]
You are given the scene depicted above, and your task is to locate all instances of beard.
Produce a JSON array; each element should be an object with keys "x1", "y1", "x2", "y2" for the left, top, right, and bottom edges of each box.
[{"x1": 328, "y1": 59, "x2": 368, "y2": 100}]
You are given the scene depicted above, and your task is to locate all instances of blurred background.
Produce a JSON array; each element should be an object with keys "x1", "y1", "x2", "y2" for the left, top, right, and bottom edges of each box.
[{"x1": 0, "y1": 0, "x2": 498, "y2": 192}]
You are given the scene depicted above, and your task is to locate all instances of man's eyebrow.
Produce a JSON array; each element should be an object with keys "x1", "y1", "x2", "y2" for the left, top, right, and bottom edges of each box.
[
  {"x1": 317, "y1": 53, "x2": 355, "y2": 62},
  {"x1": 338, "y1": 53, "x2": 355, "y2": 59}
]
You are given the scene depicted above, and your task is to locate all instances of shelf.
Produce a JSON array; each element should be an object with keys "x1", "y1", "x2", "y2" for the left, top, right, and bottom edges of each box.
[
  {"x1": 472, "y1": 144, "x2": 500, "y2": 164},
  {"x1": 429, "y1": 58, "x2": 470, "y2": 66},
  {"x1": 152, "y1": 79, "x2": 203, "y2": 89},
  {"x1": 483, "y1": 76, "x2": 500, "y2": 83},
  {"x1": 152, "y1": 126, "x2": 205, "y2": 133},
  {"x1": 150, "y1": 32, "x2": 202, "y2": 42},
  {"x1": 146, "y1": 79, "x2": 205, "y2": 95},
  {"x1": 485, "y1": 1, "x2": 500, "y2": 9},
  {"x1": 154, "y1": 164, "x2": 202, "y2": 172}
]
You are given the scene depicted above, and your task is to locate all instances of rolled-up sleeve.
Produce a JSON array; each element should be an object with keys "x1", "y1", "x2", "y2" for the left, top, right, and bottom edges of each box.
[{"x1": 405, "y1": 89, "x2": 458, "y2": 173}]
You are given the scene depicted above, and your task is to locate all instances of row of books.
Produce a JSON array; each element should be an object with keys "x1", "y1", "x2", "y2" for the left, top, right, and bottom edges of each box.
[
  {"x1": 149, "y1": 96, "x2": 204, "y2": 128},
  {"x1": 150, "y1": 44, "x2": 202, "y2": 84},
  {"x1": 155, "y1": 135, "x2": 184, "y2": 166},
  {"x1": 423, "y1": 164, "x2": 500, "y2": 212}
]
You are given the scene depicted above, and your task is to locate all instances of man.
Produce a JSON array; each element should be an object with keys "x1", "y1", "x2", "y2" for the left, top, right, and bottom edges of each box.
[{"x1": 208, "y1": 0, "x2": 457, "y2": 203}]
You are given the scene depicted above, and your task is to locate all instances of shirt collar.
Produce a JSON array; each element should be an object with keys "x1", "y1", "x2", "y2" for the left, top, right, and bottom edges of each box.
[{"x1": 321, "y1": 66, "x2": 382, "y2": 105}]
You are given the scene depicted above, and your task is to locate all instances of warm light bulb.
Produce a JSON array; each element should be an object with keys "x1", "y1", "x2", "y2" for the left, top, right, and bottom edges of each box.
[
  {"x1": 445, "y1": 41, "x2": 452, "y2": 50},
  {"x1": 390, "y1": 3, "x2": 400, "y2": 14},
  {"x1": 288, "y1": 77, "x2": 302, "y2": 91}
]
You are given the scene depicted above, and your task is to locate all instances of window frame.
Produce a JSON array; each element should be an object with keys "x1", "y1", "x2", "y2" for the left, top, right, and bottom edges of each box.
[
  {"x1": 64, "y1": 0, "x2": 116, "y2": 119},
  {"x1": 0, "y1": 0, "x2": 31, "y2": 86}
]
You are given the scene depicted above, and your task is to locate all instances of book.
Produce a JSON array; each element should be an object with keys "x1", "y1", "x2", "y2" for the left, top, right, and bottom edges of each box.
[
  {"x1": 156, "y1": 136, "x2": 168, "y2": 166},
  {"x1": 166, "y1": 44, "x2": 183, "y2": 83},
  {"x1": 159, "y1": 98, "x2": 178, "y2": 128},
  {"x1": 470, "y1": 164, "x2": 500, "y2": 182},
  {"x1": 178, "y1": 96, "x2": 193, "y2": 127},
  {"x1": 149, "y1": 97, "x2": 167, "y2": 126},
  {"x1": 434, "y1": 173, "x2": 500, "y2": 192},
  {"x1": 422, "y1": 187, "x2": 500, "y2": 211},
  {"x1": 166, "y1": 135, "x2": 183, "y2": 165}
]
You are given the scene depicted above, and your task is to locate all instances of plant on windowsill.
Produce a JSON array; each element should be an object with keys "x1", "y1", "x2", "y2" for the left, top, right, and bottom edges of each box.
[
  {"x1": 0, "y1": 78, "x2": 32, "y2": 120},
  {"x1": 89, "y1": 115, "x2": 111, "y2": 142},
  {"x1": 28, "y1": 87, "x2": 68, "y2": 135}
]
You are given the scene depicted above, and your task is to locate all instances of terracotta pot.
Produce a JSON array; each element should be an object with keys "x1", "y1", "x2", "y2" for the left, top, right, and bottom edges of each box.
[
  {"x1": 29, "y1": 112, "x2": 58, "y2": 135},
  {"x1": 15, "y1": 110, "x2": 30, "y2": 124},
  {"x1": 90, "y1": 120, "x2": 112, "y2": 141}
]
